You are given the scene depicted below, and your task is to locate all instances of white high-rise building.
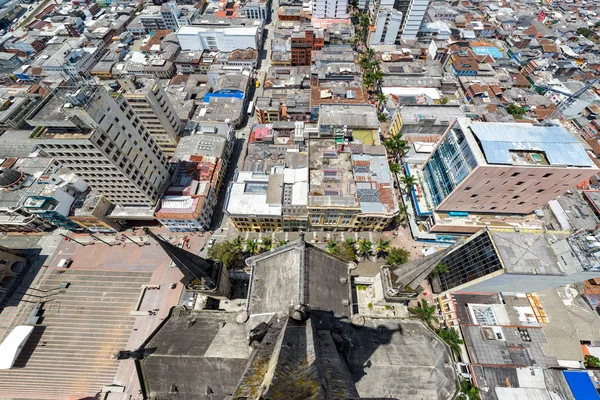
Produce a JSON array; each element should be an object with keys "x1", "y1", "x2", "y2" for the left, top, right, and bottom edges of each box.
[
  {"x1": 370, "y1": 8, "x2": 402, "y2": 45},
  {"x1": 312, "y1": 0, "x2": 349, "y2": 19},
  {"x1": 27, "y1": 86, "x2": 171, "y2": 207},
  {"x1": 397, "y1": 0, "x2": 429, "y2": 39}
]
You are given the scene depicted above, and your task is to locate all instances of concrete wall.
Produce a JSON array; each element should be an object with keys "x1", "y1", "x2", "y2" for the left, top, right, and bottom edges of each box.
[{"x1": 456, "y1": 270, "x2": 600, "y2": 294}]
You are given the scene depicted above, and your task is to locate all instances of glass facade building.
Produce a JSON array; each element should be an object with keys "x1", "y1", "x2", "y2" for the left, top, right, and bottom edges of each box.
[
  {"x1": 435, "y1": 230, "x2": 504, "y2": 292},
  {"x1": 422, "y1": 121, "x2": 478, "y2": 207}
]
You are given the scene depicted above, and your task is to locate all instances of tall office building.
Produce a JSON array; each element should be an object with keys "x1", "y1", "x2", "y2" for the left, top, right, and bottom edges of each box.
[
  {"x1": 421, "y1": 118, "x2": 599, "y2": 214},
  {"x1": 429, "y1": 228, "x2": 600, "y2": 294},
  {"x1": 27, "y1": 85, "x2": 171, "y2": 207},
  {"x1": 116, "y1": 78, "x2": 183, "y2": 156},
  {"x1": 312, "y1": 0, "x2": 349, "y2": 19}
]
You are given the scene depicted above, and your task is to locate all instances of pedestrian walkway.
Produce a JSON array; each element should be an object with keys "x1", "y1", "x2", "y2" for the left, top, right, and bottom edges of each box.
[{"x1": 0, "y1": 269, "x2": 152, "y2": 399}]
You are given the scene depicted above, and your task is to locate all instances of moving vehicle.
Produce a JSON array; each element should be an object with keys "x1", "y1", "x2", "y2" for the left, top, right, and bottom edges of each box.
[
  {"x1": 57, "y1": 258, "x2": 72, "y2": 268},
  {"x1": 169, "y1": 283, "x2": 177, "y2": 289},
  {"x1": 247, "y1": 100, "x2": 255, "y2": 116},
  {"x1": 207, "y1": 238, "x2": 216, "y2": 248},
  {"x1": 255, "y1": 80, "x2": 260, "y2": 88}
]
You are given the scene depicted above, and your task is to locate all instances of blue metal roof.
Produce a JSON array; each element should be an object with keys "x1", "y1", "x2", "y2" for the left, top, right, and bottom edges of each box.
[
  {"x1": 563, "y1": 371, "x2": 600, "y2": 400},
  {"x1": 470, "y1": 123, "x2": 594, "y2": 167}
]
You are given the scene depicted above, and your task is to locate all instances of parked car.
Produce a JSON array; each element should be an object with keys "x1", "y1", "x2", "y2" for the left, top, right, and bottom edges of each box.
[{"x1": 169, "y1": 283, "x2": 176, "y2": 289}]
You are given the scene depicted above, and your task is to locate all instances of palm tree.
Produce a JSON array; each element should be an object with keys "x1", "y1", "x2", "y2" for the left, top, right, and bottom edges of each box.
[
  {"x1": 232, "y1": 236, "x2": 244, "y2": 252},
  {"x1": 389, "y1": 163, "x2": 401, "y2": 175},
  {"x1": 437, "y1": 327, "x2": 464, "y2": 359},
  {"x1": 360, "y1": 55, "x2": 373, "y2": 70},
  {"x1": 357, "y1": 238, "x2": 373, "y2": 259},
  {"x1": 261, "y1": 236, "x2": 273, "y2": 251},
  {"x1": 400, "y1": 174, "x2": 416, "y2": 190},
  {"x1": 375, "y1": 238, "x2": 390, "y2": 259},
  {"x1": 376, "y1": 93, "x2": 387, "y2": 108},
  {"x1": 246, "y1": 239, "x2": 258, "y2": 255},
  {"x1": 408, "y1": 299, "x2": 437, "y2": 329},
  {"x1": 326, "y1": 239, "x2": 339, "y2": 253},
  {"x1": 396, "y1": 204, "x2": 409, "y2": 225},
  {"x1": 277, "y1": 239, "x2": 288, "y2": 247},
  {"x1": 460, "y1": 379, "x2": 481, "y2": 400},
  {"x1": 432, "y1": 262, "x2": 450, "y2": 278}
]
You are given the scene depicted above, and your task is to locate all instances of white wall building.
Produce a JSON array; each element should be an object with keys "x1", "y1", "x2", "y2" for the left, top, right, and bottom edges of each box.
[
  {"x1": 312, "y1": 0, "x2": 349, "y2": 19},
  {"x1": 243, "y1": 0, "x2": 269, "y2": 20},
  {"x1": 370, "y1": 8, "x2": 402, "y2": 45},
  {"x1": 176, "y1": 26, "x2": 260, "y2": 52},
  {"x1": 401, "y1": 0, "x2": 429, "y2": 39}
]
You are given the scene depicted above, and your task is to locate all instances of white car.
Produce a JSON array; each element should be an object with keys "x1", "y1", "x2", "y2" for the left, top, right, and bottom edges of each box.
[{"x1": 207, "y1": 238, "x2": 216, "y2": 247}]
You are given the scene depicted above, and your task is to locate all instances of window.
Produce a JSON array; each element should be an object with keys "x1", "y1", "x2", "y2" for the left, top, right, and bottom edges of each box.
[
  {"x1": 511, "y1": 172, "x2": 520, "y2": 177},
  {"x1": 464, "y1": 187, "x2": 472, "y2": 191},
  {"x1": 543, "y1": 173, "x2": 553, "y2": 178},
  {"x1": 536, "y1": 189, "x2": 544, "y2": 194},
  {"x1": 470, "y1": 194, "x2": 478, "y2": 198},
  {"x1": 512, "y1": 195, "x2": 520, "y2": 199},
  {"x1": 516, "y1": 181, "x2": 524, "y2": 186}
]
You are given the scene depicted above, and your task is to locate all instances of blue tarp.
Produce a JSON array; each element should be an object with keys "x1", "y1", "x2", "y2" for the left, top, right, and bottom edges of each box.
[
  {"x1": 202, "y1": 92, "x2": 245, "y2": 102},
  {"x1": 472, "y1": 46, "x2": 504, "y2": 59},
  {"x1": 563, "y1": 371, "x2": 600, "y2": 400}
]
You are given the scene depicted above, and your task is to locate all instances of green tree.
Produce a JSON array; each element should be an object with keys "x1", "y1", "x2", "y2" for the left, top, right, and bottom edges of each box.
[
  {"x1": 400, "y1": 174, "x2": 416, "y2": 190},
  {"x1": 232, "y1": 235, "x2": 244, "y2": 252},
  {"x1": 207, "y1": 241, "x2": 243, "y2": 269},
  {"x1": 578, "y1": 27, "x2": 592, "y2": 38},
  {"x1": 389, "y1": 163, "x2": 401, "y2": 175},
  {"x1": 376, "y1": 92, "x2": 387, "y2": 108},
  {"x1": 432, "y1": 262, "x2": 450, "y2": 278},
  {"x1": 345, "y1": 236, "x2": 356, "y2": 246},
  {"x1": 375, "y1": 238, "x2": 390, "y2": 259},
  {"x1": 378, "y1": 113, "x2": 388, "y2": 122},
  {"x1": 439, "y1": 96, "x2": 449, "y2": 104},
  {"x1": 333, "y1": 242, "x2": 357, "y2": 262},
  {"x1": 437, "y1": 327, "x2": 464, "y2": 358},
  {"x1": 460, "y1": 379, "x2": 481, "y2": 400},
  {"x1": 506, "y1": 103, "x2": 526, "y2": 118},
  {"x1": 396, "y1": 204, "x2": 410, "y2": 225},
  {"x1": 384, "y1": 133, "x2": 410, "y2": 163},
  {"x1": 360, "y1": 55, "x2": 373, "y2": 70},
  {"x1": 261, "y1": 236, "x2": 273, "y2": 251},
  {"x1": 386, "y1": 247, "x2": 410, "y2": 266},
  {"x1": 246, "y1": 239, "x2": 259, "y2": 255},
  {"x1": 326, "y1": 239, "x2": 339, "y2": 253},
  {"x1": 408, "y1": 299, "x2": 437, "y2": 329},
  {"x1": 277, "y1": 239, "x2": 288, "y2": 247},
  {"x1": 585, "y1": 355, "x2": 600, "y2": 368},
  {"x1": 357, "y1": 238, "x2": 373, "y2": 259}
]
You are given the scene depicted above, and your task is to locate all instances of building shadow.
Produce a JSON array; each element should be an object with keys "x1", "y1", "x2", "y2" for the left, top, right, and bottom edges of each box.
[
  {"x1": 0, "y1": 248, "x2": 48, "y2": 316},
  {"x1": 11, "y1": 325, "x2": 46, "y2": 369}
]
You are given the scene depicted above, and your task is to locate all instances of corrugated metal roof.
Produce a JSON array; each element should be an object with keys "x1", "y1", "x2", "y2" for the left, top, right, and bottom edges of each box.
[{"x1": 470, "y1": 123, "x2": 593, "y2": 167}]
